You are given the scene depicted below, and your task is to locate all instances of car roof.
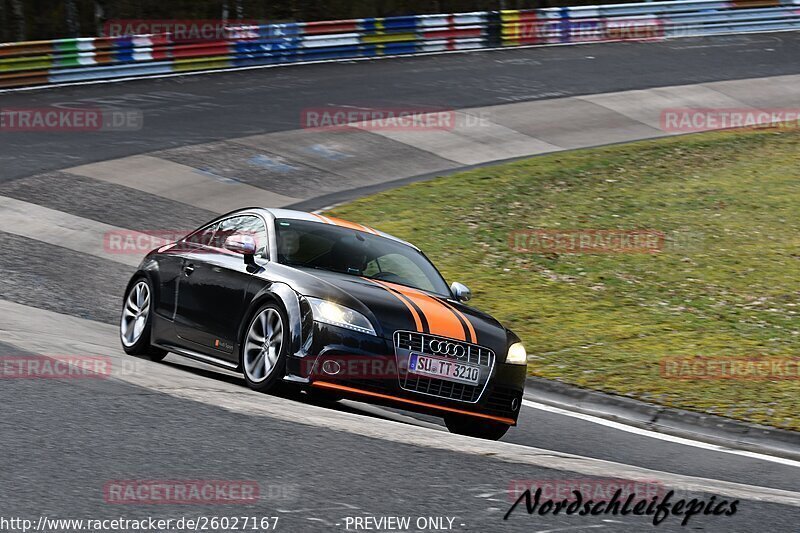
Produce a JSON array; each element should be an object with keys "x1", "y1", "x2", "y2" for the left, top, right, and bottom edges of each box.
[{"x1": 237, "y1": 207, "x2": 419, "y2": 250}]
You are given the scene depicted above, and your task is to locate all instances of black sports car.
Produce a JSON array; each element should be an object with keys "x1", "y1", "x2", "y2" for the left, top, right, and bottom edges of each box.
[{"x1": 121, "y1": 208, "x2": 528, "y2": 439}]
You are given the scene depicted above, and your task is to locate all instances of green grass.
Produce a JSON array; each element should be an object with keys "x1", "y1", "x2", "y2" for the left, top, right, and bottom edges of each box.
[{"x1": 328, "y1": 128, "x2": 800, "y2": 431}]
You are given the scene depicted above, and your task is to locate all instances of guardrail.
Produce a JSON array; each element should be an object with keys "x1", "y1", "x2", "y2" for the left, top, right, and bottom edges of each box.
[{"x1": 1, "y1": 0, "x2": 799, "y2": 89}]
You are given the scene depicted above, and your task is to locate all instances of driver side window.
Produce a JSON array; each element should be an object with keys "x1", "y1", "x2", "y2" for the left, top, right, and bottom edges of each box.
[
  {"x1": 212, "y1": 216, "x2": 269, "y2": 258},
  {"x1": 185, "y1": 222, "x2": 219, "y2": 246},
  {"x1": 236, "y1": 216, "x2": 269, "y2": 258}
]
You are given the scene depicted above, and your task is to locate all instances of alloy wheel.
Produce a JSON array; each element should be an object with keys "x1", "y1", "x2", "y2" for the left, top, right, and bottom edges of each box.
[
  {"x1": 244, "y1": 308, "x2": 284, "y2": 383},
  {"x1": 121, "y1": 281, "x2": 151, "y2": 347}
]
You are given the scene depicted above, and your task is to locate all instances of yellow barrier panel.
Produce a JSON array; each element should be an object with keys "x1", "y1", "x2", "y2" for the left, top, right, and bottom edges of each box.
[
  {"x1": 361, "y1": 32, "x2": 417, "y2": 44},
  {"x1": 0, "y1": 55, "x2": 54, "y2": 73},
  {"x1": 172, "y1": 55, "x2": 233, "y2": 72}
]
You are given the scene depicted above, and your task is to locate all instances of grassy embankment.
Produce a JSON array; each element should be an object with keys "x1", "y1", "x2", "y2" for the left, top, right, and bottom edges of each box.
[{"x1": 329, "y1": 128, "x2": 800, "y2": 430}]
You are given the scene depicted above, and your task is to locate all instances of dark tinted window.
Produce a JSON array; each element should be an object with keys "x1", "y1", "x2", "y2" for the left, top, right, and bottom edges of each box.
[
  {"x1": 211, "y1": 216, "x2": 268, "y2": 252},
  {"x1": 185, "y1": 223, "x2": 218, "y2": 246},
  {"x1": 276, "y1": 218, "x2": 450, "y2": 295},
  {"x1": 185, "y1": 215, "x2": 268, "y2": 257}
]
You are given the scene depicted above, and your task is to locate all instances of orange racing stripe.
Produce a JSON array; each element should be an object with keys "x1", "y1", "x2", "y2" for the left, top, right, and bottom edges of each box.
[
  {"x1": 441, "y1": 299, "x2": 477, "y2": 344},
  {"x1": 381, "y1": 282, "x2": 467, "y2": 341},
  {"x1": 327, "y1": 215, "x2": 379, "y2": 235},
  {"x1": 312, "y1": 213, "x2": 379, "y2": 235},
  {"x1": 366, "y1": 278, "x2": 424, "y2": 332}
]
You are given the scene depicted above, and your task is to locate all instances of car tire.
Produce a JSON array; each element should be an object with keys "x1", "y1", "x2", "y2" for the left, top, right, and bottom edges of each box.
[
  {"x1": 444, "y1": 414, "x2": 510, "y2": 441},
  {"x1": 120, "y1": 277, "x2": 168, "y2": 361},
  {"x1": 240, "y1": 302, "x2": 289, "y2": 393}
]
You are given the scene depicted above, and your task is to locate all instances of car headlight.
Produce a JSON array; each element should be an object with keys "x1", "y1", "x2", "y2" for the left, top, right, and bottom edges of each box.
[
  {"x1": 307, "y1": 297, "x2": 376, "y2": 336},
  {"x1": 506, "y1": 342, "x2": 527, "y2": 365}
]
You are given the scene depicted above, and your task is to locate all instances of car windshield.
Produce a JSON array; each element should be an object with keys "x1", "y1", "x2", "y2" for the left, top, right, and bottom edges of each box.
[{"x1": 275, "y1": 218, "x2": 451, "y2": 296}]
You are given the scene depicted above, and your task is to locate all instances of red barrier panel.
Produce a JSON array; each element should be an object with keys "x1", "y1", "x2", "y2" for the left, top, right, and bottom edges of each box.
[
  {"x1": 170, "y1": 41, "x2": 231, "y2": 59},
  {"x1": 422, "y1": 27, "x2": 484, "y2": 39},
  {"x1": 304, "y1": 20, "x2": 360, "y2": 35}
]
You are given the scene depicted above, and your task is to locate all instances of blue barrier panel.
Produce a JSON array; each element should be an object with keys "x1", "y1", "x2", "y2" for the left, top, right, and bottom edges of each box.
[
  {"x1": 113, "y1": 48, "x2": 137, "y2": 63},
  {"x1": 230, "y1": 42, "x2": 377, "y2": 67},
  {"x1": 359, "y1": 19, "x2": 381, "y2": 32},
  {"x1": 231, "y1": 53, "x2": 290, "y2": 66},
  {"x1": 561, "y1": 7, "x2": 571, "y2": 43},
  {"x1": 380, "y1": 42, "x2": 420, "y2": 54},
  {"x1": 49, "y1": 61, "x2": 175, "y2": 83},
  {"x1": 254, "y1": 23, "x2": 304, "y2": 39},
  {"x1": 382, "y1": 16, "x2": 419, "y2": 31},
  {"x1": 302, "y1": 47, "x2": 373, "y2": 60},
  {"x1": 233, "y1": 39, "x2": 303, "y2": 54}
]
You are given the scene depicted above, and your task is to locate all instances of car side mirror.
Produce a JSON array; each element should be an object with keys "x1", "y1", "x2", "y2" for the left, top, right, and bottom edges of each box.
[
  {"x1": 450, "y1": 282, "x2": 472, "y2": 302},
  {"x1": 224, "y1": 235, "x2": 257, "y2": 264}
]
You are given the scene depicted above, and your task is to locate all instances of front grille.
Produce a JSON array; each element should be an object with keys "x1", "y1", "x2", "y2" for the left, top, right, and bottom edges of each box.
[
  {"x1": 395, "y1": 332, "x2": 493, "y2": 366},
  {"x1": 394, "y1": 331, "x2": 495, "y2": 403}
]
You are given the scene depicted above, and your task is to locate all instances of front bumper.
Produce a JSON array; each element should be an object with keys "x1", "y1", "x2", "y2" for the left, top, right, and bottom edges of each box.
[{"x1": 286, "y1": 322, "x2": 527, "y2": 425}]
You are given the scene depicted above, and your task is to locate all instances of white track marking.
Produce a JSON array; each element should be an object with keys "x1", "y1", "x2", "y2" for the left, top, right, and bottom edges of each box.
[
  {"x1": 1, "y1": 299, "x2": 799, "y2": 506},
  {"x1": 0, "y1": 30, "x2": 795, "y2": 95},
  {"x1": 522, "y1": 399, "x2": 800, "y2": 469},
  {"x1": 0, "y1": 195, "x2": 145, "y2": 267}
]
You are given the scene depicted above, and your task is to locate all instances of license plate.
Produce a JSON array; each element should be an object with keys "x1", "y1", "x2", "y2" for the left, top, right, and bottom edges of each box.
[{"x1": 408, "y1": 353, "x2": 480, "y2": 385}]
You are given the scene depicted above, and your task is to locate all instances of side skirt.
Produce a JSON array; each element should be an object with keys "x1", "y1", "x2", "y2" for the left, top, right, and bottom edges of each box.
[{"x1": 156, "y1": 343, "x2": 240, "y2": 370}]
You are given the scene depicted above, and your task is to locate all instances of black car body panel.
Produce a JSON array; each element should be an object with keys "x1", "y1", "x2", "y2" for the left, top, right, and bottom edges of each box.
[{"x1": 126, "y1": 208, "x2": 527, "y2": 425}]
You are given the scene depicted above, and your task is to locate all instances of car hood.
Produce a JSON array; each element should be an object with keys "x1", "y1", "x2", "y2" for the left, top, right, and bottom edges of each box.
[{"x1": 265, "y1": 264, "x2": 511, "y2": 356}]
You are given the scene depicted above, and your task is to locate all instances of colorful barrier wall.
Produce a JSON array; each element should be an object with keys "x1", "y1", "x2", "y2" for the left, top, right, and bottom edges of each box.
[{"x1": 1, "y1": 0, "x2": 799, "y2": 89}]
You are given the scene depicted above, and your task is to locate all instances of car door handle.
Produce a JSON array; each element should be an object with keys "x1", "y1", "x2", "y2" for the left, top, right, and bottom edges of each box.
[{"x1": 183, "y1": 264, "x2": 195, "y2": 276}]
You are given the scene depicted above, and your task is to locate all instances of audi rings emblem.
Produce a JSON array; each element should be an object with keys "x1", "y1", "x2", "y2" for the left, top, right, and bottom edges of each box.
[{"x1": 428, "y1": 340, "x2": 466, "y2": 358}]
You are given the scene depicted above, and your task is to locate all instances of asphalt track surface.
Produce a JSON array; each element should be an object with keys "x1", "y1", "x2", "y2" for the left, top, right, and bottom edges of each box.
[
  {"x1": 1, "y1": 33, "x2": 799, "y2": 532},
  {"x1": 3, "y1": 32, "x2": 800, "y2": 181}
]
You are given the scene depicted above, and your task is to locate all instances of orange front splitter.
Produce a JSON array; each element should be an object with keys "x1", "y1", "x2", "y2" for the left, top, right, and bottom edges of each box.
[{"x1": 311, "y1": 380, "x2": 517, "y2": 426}]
